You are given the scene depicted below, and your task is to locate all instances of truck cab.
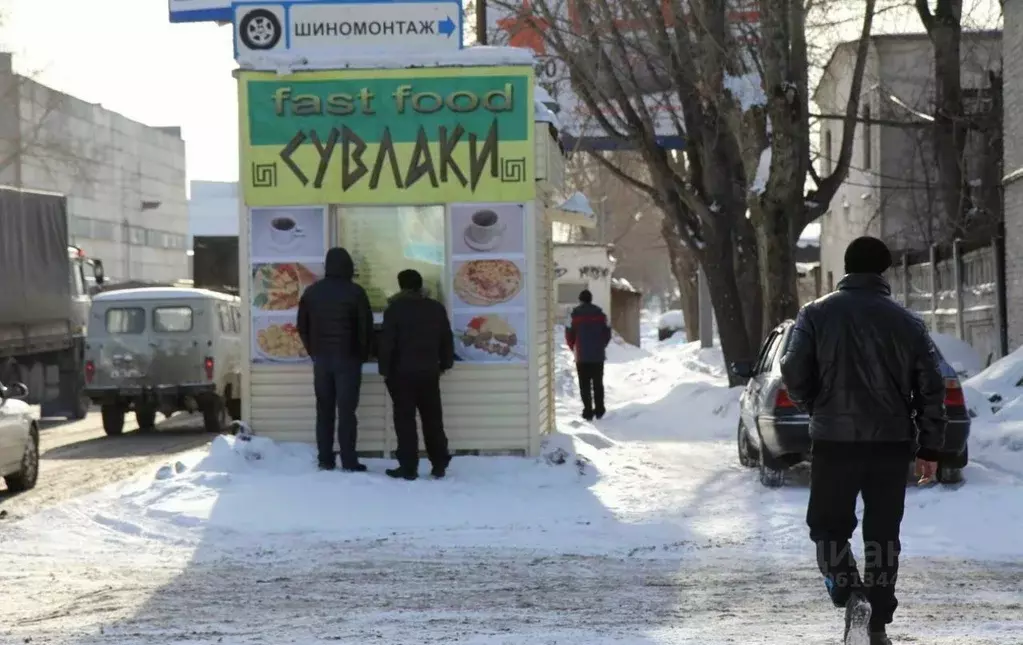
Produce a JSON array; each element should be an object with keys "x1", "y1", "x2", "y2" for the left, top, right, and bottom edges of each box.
[{"x1": 68, "y1": 246, "x2": 105, "y2": 338}]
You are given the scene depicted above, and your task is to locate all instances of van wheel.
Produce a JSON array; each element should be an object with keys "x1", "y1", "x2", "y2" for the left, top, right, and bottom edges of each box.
[
  {"x1": 227, "y1": 398, "x2": 242, "y2": 421},
  {"x1": 202, "y1": 397, "x2": 229, "y2": 433},
  {"x1": 135, "y1": 406, "x2": 158, "y2": 432},
  {"x1": 71, "y1": 393, "x2": 90, "y2": 420},
  {"x1": 101, "y1": 404, "x2": 125, "y2": 436}
]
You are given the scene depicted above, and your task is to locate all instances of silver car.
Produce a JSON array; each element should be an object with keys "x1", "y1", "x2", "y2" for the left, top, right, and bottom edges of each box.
[{"x1": 0, "y1": 381, "x2": 39, "y2": 493}]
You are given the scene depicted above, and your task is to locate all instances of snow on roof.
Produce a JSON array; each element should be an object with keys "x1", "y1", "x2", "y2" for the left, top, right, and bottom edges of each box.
[
  {"x1": 237, "y1": 46, "x2": 535, "y2": 74},
  {"x1": 93, "y1": 287, "x2": 239, "y2": 302},
  {"x1": 611, "y1": 277, "x2": 640, "y2": 293}
]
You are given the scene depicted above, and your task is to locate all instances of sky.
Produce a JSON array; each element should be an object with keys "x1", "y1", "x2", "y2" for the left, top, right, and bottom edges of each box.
[{"x1": 3, "y1": 0, "x2": 239, "y2": 187}]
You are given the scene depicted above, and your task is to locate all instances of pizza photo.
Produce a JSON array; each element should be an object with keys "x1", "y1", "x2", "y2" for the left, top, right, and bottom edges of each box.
[
  {"x1": 251, "y1": 263, "x2": 321, "y2": 311},
  {"x1": 453, "y1": 259, "x2": 523, "y2": 306},
  {"x1": 255, "y1": 321, "x2": 308, "y2": 361}
]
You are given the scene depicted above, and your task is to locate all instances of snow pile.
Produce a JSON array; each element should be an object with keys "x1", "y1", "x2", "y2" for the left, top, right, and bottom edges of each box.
[
  {"x1": 656, "y1": 309, "x2": 684, "y2": 330},
  {"x1": 966, "y1": 345, "x2": 1023, "y2": 412},
  {"x1": 931, "y1": 332, "x2": 984, "y2": 379}
]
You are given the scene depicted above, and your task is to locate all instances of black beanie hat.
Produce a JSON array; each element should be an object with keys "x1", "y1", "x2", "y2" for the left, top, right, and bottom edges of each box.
[
  {"x1": 579, "y1": 289, "x2": 593, "y2": 303},
  {"x1": 844, "y1": 236, "x2": 892, "y2": 274}
]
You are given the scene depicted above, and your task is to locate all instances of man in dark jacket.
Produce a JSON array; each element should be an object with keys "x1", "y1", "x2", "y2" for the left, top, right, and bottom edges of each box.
[
  {"x1": 296, "y1": 247, "x2": 374, "y2": 472},
  {"x1": 377, "y1": 269, "x2": 455, "y2": 481},
  {"x1": 780, "y1": 236, "x2": 947, "y2": 645},
  {"x1": 565, "y1": 289, "x2": 612, "y2": 421}
]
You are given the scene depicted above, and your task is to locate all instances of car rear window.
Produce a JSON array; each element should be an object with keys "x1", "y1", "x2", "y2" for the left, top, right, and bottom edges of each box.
[
  {"x1": 153, "y1": 306, "x2": 193, "y2": 332},
  {"x1": 105, "y1": 308, "x2": 146, "y2": 334}
]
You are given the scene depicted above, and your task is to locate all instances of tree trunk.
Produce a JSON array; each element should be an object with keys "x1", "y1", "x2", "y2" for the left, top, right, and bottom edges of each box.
[
  {"x1": 661, "y1": 215, "x2": 700, "y2": 341},
  {"x1": 755, "y1": 204, "x2": 802, "y2": 330},
  {"x1": 734, "y1": 214, "x2": 764, "y2": 343},
  {"x1": 700, "y1": 245, "x2": 754, "y2": 387}
]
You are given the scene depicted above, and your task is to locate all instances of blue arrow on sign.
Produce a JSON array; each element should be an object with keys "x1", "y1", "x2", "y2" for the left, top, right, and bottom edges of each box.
[{"x1": 438, "y1": 16, "x2": 456, "y2": 37}]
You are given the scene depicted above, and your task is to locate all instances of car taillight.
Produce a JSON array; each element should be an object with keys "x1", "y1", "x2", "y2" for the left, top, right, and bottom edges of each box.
[
  {"x1": 775, "y1": 386, "x2": 796, "y2": 409},
  {"x1": 204, "y1": 357, "x2": 214, "y2": 380},
  {"x1": 84, "y1": 360, "x2": 95, "y2": 384},
  {"x1": 944, "y1": 378, "x2": 965, "y2": 406}
]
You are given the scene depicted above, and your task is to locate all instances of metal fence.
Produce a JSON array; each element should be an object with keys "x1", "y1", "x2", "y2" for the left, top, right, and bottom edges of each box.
[{"x1": 888, "y1": 239, "x2": 1007, "y2": 367}]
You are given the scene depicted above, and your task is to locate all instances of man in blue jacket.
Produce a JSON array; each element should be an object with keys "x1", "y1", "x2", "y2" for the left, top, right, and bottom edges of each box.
[{"x1": 565, "y1": 289, "x2": 612, "y2": 421}]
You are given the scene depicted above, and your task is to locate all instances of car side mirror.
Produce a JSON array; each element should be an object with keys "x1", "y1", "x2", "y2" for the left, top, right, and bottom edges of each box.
[
  {"x1": 92, "y1": 259, "x2": 106, "y2": 285},
  {"x1": 730, "y1": 361, "x2": 754, "y2": 379},
  {"x1": 1, "y1": 381, "x2": 29, "y2": 400}
]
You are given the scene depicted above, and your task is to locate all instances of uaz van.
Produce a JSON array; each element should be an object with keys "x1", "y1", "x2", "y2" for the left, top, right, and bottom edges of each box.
[{"x1": 83, "y1": 287, "x2": 243, "y2": 436}]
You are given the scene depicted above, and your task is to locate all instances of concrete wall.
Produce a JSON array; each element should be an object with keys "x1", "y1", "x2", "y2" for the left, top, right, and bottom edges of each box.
[
  {"x1": 0, "y1": 53, "x2": 189, "y2": 283},
  {"x1": 553, "y1": 243, "x2": 613, "y2": 319},
  {"x1": 1005, "y1": 0, "x2": 1023, "y2": 351},
  {"x1": 815, "y1": 34, "x2": 1001, "y2": 289}
]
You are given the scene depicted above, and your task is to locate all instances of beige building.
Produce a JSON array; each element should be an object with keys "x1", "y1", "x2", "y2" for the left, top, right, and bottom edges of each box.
[{"x1": 813, "y1": 32, "x2": 1001, "y2": 290}]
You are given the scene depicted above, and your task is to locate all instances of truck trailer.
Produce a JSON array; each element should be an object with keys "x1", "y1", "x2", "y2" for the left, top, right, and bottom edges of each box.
[{"x1": 0, "y1": 185, "x2": 105, "y2": 419}]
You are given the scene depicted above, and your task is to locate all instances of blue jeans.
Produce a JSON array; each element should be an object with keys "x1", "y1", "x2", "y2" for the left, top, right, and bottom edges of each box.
[{"x1": 313, "y1": 356, "x2": 363, "y2": 467}]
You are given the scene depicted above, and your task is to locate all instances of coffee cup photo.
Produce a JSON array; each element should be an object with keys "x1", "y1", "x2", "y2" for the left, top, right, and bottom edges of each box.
[
  {"x1": 269, "y1": 216, "x2": 305, "y2": 247},
  {"x1": 465, "y1": 209, "x2": 506, "y2": 251}
]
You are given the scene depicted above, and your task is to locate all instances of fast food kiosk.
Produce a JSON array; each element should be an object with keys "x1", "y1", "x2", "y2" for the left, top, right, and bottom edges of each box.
[{"x1": 238, "y1": 47, "x2": 567, "y2": 457}]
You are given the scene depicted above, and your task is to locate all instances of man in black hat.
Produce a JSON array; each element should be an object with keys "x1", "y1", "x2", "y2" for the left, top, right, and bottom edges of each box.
[
  {"x1": 780, "y1": 236, "x2": 947, "y2": 645},
  {"x1": 297, "y1": 247, "x2": 374, "y2": 473},
  {"x1": 565, "y1": 289, "x2": 612, "y2": 421},
  {"x1": 377, "y1": 269, "x2": 455, "y2": 480}
]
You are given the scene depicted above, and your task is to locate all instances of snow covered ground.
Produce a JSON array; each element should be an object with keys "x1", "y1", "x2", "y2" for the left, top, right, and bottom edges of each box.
[{"x1": 2, "y1": 313, "x2": 1023, "y2": 644}]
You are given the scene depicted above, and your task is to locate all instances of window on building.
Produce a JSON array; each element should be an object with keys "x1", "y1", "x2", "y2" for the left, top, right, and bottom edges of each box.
[
  {"x1": 557, "y1": 281, "x2": 588, "y2": 304},
  {"x1": 92, "y1": 220, "x2": 116, "y2": 240},
  {"x1": 824, "y1": 130, "x2": 833, "y2": 174},
  {"x1": 862, "y1": 106, "x2": 872, "y2": 170}
]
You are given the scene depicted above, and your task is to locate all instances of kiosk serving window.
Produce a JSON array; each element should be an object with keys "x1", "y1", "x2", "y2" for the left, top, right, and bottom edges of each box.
[{"x1": 333, "y1": 205, "x2": 446, "y2": 312}]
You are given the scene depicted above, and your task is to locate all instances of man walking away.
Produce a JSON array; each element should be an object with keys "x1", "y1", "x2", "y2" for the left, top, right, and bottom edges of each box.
[
  {"x1": 297, "y1": 247, "x2": 374, "y2": 472},
  {"x1": 780, "y1": 236, "x2": 947, "y2": 645},
  {"x1": 565, "y1": 289, "x2": 612, "y2": 421},
  {"x1": 377, "y1": 269, "x2": 455, "y2": 481}
]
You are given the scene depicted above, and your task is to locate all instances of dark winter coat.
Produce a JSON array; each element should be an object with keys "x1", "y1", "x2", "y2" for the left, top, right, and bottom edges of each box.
[
  {"x1": 565, "y1": 302, "x2": 612, "y2": 364},
  {"x1": 779, "y1": 273, "x2": 947, "y2": 461},
  {"x1": 296, "y1": 247, "x2": 374, "y2": 363},
  {"x1": 377, "y1": 289, "x2": 454, "y2": 379}
]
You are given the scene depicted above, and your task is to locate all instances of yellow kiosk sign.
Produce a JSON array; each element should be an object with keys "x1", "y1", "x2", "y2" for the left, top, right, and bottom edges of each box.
[{"x1": 239, "y1": 67, "x2": 535, "y2": 205}]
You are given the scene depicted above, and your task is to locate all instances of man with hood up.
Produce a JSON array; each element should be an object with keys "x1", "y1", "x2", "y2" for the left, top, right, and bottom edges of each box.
[
  {"x1": 377, "y1": 269, "x2": 455, "y2": 480},
  {"x1": 780, "y1": 236, "x2": 947, "y2": 645},
  {"x1": 297, "y1": 247, "x2": 374, "y2": 472}
]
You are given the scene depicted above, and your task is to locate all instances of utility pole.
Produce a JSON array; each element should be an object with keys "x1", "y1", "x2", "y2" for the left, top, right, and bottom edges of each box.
[{"x1": 476, "y1": 0, "x2": 487, "y2": 44}]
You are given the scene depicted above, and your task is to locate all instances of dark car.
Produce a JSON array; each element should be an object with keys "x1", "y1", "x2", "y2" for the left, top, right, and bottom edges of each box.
[{"x1": 731, "y1": 320, "x2": 970, "y2": 488}]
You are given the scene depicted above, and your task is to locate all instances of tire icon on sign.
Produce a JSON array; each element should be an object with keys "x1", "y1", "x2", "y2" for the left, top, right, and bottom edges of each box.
[{"x1": 239, "y1": 8, "x2": 282, "y2": 51}]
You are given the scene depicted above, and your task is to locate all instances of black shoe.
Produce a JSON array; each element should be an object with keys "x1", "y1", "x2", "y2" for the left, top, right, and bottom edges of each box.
[
  {"x1": 869, "y1": 630, "x2": 891, "y2": 645},
  {"x1": 317, "y1": 462, "x2": 335, "y2": 471},
  {"x1": 594, "y1": 408, "x2": 606, "y2": 419},
  {"x1": 843, "y1": 593, "x2": 872, "y2": 644},
  {"x1": 341, "y1": 463, "x2": 367, "y2": 473},
  {"x1": 431, "y1": 465, "x2": 446, "y2": 479},
  {"x1": 386, "y1": 467, "x2": 417, "y2": 481},
  {"x1": 582, "y1": 410, "x2": 594, "y2": 421}
]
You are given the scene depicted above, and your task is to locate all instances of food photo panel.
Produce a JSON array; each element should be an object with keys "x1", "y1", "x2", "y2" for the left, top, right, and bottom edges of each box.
[
  {"x1": 251, "y1": 313, "x2": 310, "y2": 364},
  {"x1": 450, "y1": 203, "x2": 525, "y2": 257},
  {"x1": 250, "y1": 206, "x2": 327, "y2": 263},
  {"x1": 452, "y1": 310, "x2": 528, "y2": 363},
  {"x1": 250, "y1": 262, "x2": 324, "y2": 313},
  {"x1": 450, "y1": 257, "x2": 528, "y2": 310}
]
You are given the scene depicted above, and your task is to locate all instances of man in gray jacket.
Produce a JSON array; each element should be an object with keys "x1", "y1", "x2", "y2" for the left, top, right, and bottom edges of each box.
[{"x1": 780, "y1": 236, "x2": 947, "y2": 645}]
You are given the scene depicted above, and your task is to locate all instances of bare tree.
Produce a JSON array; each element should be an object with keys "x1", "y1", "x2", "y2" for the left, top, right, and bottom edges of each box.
[{"x1": 491, "y1": 0, "x2": 876, "y2": 379}]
